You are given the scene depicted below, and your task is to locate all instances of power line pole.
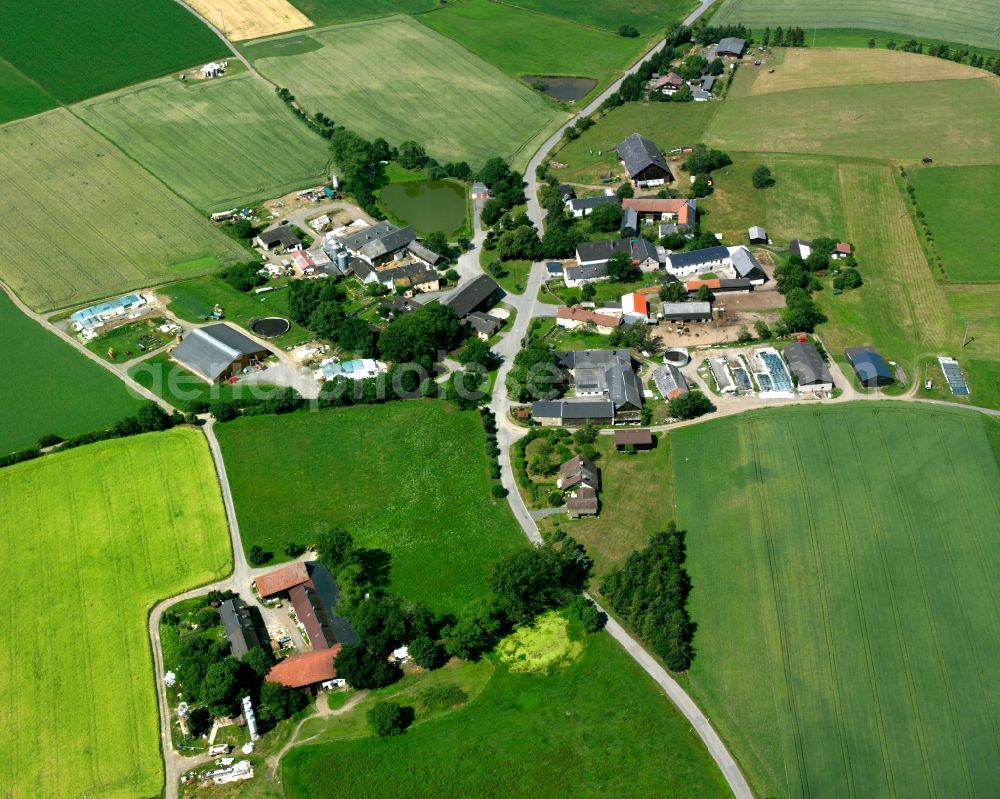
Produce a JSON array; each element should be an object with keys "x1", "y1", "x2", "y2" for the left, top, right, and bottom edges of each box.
[
  {"x1": 219, "y1": 8, "x2": 226, "y2": 39},
  {"x1": 961, "y1": 320, "x2": 971, "y2": 348}
]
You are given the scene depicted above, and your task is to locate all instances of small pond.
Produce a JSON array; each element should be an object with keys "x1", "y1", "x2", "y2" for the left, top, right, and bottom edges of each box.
[
  {"x1": 522, "y1": 75, "x2": 597, "y2": 102},
  {"x1": 379, "y1": 179, "x2": 467, "y2": 235}
]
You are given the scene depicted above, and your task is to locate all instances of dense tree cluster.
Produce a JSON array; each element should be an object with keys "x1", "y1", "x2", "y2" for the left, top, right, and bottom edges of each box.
[
  {"x1": 607, "y1": 251, "x2": 640, "y2": 282},
  {"x1": 505, "y1": 343, "x2": 563, "y2": 403},
  {"x1": 668, "y1": 390, "x2": 712, "y2": 420},
  {"x1": 601, "y1": 525, "x2": 695, "y2": 671},
  {"x1": 682, "y1": 144, "x2": 732, "y2": 176},
  {"x1": 221, "y1": 261, "x2": 268, "y2": 292},
  {"x1": 378, "y1": 303, "x2": 462, "y2": 370},
  {"x1": 695, "y1": 23, "x2": 750, "y2": 46},
  {"x1": 589, "y1": 202, "x2": 623, "y2": 233},
  {"x1": 477, "y1": 158, "x2": 526, "y2": 228},
  {"x1": 605, "y1": 25, "x2": 692, "y2": 109}
]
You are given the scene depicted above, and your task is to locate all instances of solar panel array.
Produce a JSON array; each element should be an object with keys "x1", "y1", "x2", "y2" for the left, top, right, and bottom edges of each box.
[{"x1": 938, "y1": 358, "x2": 969, "y2": 395}]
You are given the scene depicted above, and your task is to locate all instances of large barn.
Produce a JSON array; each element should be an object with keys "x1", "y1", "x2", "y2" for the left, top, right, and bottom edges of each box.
[
  {"x1": 169, "y1": 324, "x2": 270, "y2": 383},
  {"x1": 845, "y1": 346, "x2": 894, "y2": 388},
  {"x1": 616, "y1": 133, "x2": 673, "y2": 187}
]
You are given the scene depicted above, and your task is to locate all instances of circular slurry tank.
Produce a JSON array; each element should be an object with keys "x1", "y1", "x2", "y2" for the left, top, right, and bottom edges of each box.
[
  {"x1": 250, "y1": 317, "x2": 290, "y2": 337},
  {"x1": 664, "y1": 348, "x2": 690, "y2": 367}
]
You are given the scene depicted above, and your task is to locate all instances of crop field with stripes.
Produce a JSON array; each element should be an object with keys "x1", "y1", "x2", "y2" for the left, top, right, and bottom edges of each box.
[
  {"x1": 672, "y1": 404, "x2": 1000, "y2": 798},
  {"x1": 710, "y1": 0, "x2": 1000, "y2": 51},
  {"x1": 76, "y1": 73, "x2": 333, "y2": 212},
  {"x1": 0, "y1": 429, "x2": 231, "y2": 798},
  {"x1": 245, "y1": 16, "x2": 567, "y2": 170},
  {"x1": 0, "y1": 110, "x2": 246, "y2": 311}
]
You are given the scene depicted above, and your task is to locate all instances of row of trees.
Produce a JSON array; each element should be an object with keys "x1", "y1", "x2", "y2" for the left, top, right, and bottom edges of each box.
[
  {"x1": 601, "y1": 525, "x2": 695, "y2": 671},
  {"x1": 759, "y1": 26, "x2": 807, "y2": 48}
]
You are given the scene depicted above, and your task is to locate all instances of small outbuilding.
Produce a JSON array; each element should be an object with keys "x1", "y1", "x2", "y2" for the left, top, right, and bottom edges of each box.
[
  {"x1": 844, "y1": 346, "x2": 894, "y2": 388},
  {"x1": 565, "y1": 485, "x2": 599, "y2": 518},
  {"x1": 614, "y1": 429, "x2": 653, "y2": 451},
  {"x1": 254, "y1": 226, "x2": 301, "y2": 251},
  {"x1": 748, "y1": 226, "x2": 768, "y2": 244}
]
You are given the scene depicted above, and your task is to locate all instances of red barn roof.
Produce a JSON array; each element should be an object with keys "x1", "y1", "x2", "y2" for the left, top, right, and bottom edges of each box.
[
  {"x1": 266, "y1": 646, "x2": 342, "y2": 688},
  {"x1": 254, "y1": 561, "x2": 310, "y2": 598}
]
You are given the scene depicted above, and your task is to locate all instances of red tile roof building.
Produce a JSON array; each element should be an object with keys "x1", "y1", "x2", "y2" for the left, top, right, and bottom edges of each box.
[
  {"x1": 622, "y1": 197, "x2": 694, "y2": 225},
  {"x1": 254, "y1": 561, "x2": 310, "y2": 599},
  {"x1": 266, "y1": 646, "x2": 342, "y2": 689}
]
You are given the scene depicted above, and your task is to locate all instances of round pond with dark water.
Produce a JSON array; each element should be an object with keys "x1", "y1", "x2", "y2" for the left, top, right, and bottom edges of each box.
[{"x1": 522, "y1": 75, "x2": 597, "y2": 102}]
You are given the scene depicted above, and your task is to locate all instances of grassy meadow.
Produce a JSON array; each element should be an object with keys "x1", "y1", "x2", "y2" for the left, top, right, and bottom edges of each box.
[
  {"x1": 909, "y1": 165, "x2": 1000, "y2": 283},
  {"x1": 672, "y1": 404, "x2": 1000, "y2": 799},
  {"x1": 704, "y1": 77, "x2": 1000, "y2": 166},
  {"x1": 0, "y1": 110, "x2": 246, "y2": 311},
  {"x1": 0, "y1": 0, "x2": 226, "y2": 102},
  {"x1": 215, "y1": 402, "x2": 527, "y2": 614},
  {"x1": 418, "y1": 0, "x2": 648, "y2": 91},
  {"x1": 0, "y1": 429, "x2": 231, "y2": 798},
  {"x1": 0, "y1": 59, "x2": 57, "y2": 124},
  {"x1": 506, "y1": 0, "x2": 696, "y2": 33},
  {"x1": 0, "y1": 291, "x2": 144, "y2": 453},
  {"x1": 710, "y1": 0, "x2": 1000, "y2": 51},
  {"x1": 282, "y1": 629, "x2": 728, "y2": 798},
  {"x1": 76, "y1": 73, "x2": 332, "y2": 211},
  {"x1": 245, "y1": 17, "x2": 567, "y2": 169},
  {"x1": 287, "y1": 0, "x2": 437, "y2": 27}
]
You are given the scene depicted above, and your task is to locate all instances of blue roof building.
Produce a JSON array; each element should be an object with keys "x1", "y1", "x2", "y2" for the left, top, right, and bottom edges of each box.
[
  {"x1": 844, "y1": 346, "x2": 894, "y2": 388},
  {"x1": 70, "y1": 293, "x2": 146, "y2": 329}
]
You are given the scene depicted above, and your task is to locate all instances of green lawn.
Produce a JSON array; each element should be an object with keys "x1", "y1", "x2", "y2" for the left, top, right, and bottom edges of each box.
[
  {"x1": 0, "y1": 0, "x2": 227, "y2": 102},
  {"x1": 506, "y1": 0, "x2": 696, "y2": 34},
  {"x1": 244, "y1": 17, "x2": 567, "y2": 170},
  {"x1": 282, "y1": 628, "x2": 727, "y2": 798},
  {"x1": 672, "y1": 404, "x2": 1000, "y2": 799},
  {"x1": 0, "y1": 291, "x2": 144, "y2": 454},
  {"x1": 214, "y1": 401, "x2": 527, "y2": 614},
  {"x1": 0, "y1": 428, "x2": 231, "y2": 798},
  {"x1": 710, "y1": 0, "x2": 1000, "y2": 51},
  {"x1": 0, "y1": 58, "x2": 57, "y2": 123},
  {"x1": 0, "y1": 110, "x2": 246, "y2": 312},
  {"x1": 551, "y1": 101, "x2": 719, "y2": 185},
  {"x1": 75, "y1": 73, "x2": 333, "y2": 211},
  {"x1": 163, "y1": 276, "x2": 309, "y2": 347},
  {"x1": 286, "y1": 0, "x2": 437, "y2": 27},
  {"x1": 909, "y1": 165, "x2": 1000, "y2": 283},
  {"x1": 418, "y1": 0, "x2": 648, "y2": 93},
  {"x1": 84, "y1": 316, "x2": 173, "y2": 362},
  {"x1": 704, "y1": 78, "x2": 1000, "y2": 166}
]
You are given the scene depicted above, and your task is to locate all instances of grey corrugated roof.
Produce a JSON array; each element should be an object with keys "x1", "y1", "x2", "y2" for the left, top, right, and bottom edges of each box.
[
  {"x1": 531, "y1": 399, "x2": 616, "y2": 420},
  {"x1": 444, "y1": 274, "x2": 501, "y2": 318},
  {"x1": 748, "y1": 226, "x2": 767, "y2": 240},
  {"x1": 408, "y1": 241, "x2": 444, "y2": 265},
  {"x1": 783, "y1": 343, "x2": 833, "y2": 386},
  {"x1": 730, "y1": 247, "x2": 765, "y2": 279},
  {"x1": 652, "y1": 364, "x2": 689, "y2": 398},
  {"x1": 558, "y1": 349, "x2": 642, "y2": 411},
  {"x1": 616, "y1": 133, "x2": 670, "y2": 179},
  {"x1": 621, "y1": 206, "x2": 639, "y2": 236},
  {"x1": 568, "y1": 195, "x2": 618, "y2": 212},
  {"x1": 338, "y1": 220, "x2": 399, "y2": 251},
  {"x1": 566, "y1": 263, "x2": 608, "y2": 282},
  {"x1": 171, "y1": 324, "x2": 268, "y2": 381},
  {"x1": 466, "y1": 311, "x2": 500, "y2": 335},
  {"x1": 577, "y1": 239, "x2": 630, "y2": 263},
  {"x1": 667, "y1": 245, "x2": 729, "y2": 269},
  {"x1": 718, "y1": 37, "x2": 746, "y2": 55},
  {"x1": 359, "y1": 226, "x2": 415, "y2": 260},
  {"x1": 220, "y1": 598, "x2": 268, "y2": 660},
  {"x1": 660, "y1": 302, "x2": 712, "y2": 321}
]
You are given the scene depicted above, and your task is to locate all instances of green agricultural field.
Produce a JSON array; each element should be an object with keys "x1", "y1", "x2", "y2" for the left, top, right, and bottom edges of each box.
[
  {"x1": 244, "y1": 17, "x2": 567, "y2": 170},
  {"x1": 0, "y1": 429, "x2": 231, "y2": 798},
  {"x1": 700, "y1": 153, "x2": 847, "y2": 242},
  {"x1": 909, "y1": 165, "x2": 1000, "y2": 283},
  {"x1": 282, "y1": 628, "x2": 727, "y2": 798},
  {"x1": 215, "y1": 402, "x2": 527, "y2": 614},
  {"x1": 0, "y1": 0, "x2": 227, "y2": 103},
  {"x1": 76, "y1": 74, "x2": 333, "y2": 211},
  {"x1": 0, "y1": 58, "x2": 57, "y2": 124},
  {"x1": 286, "y1": 0, "x2": 437, "y2": 27},
  {"x1": 673, "y1": 404, "x2": 1000, "y2": 798},
  {"x1": 418, "y1": 0, "x2": 647, "y2": 92},
  {"x1": 704, "y1": 78, "x2": 1000, "y2": 166},
  {"x1": 0, "y1": 291, "x2": 144, "y2": 454},
  {"x1": 507, "y1": 0, "x2": 696, "y2": 33},
  {"x1": 710, "y1": 0, "x2": 1000, "y2": 51},
  {"x1": 551, "y1": 101, "x2": 719, "y2": 185},
  {"x1": 0, "y1": 110, "x2": 246, "y2": 311}
]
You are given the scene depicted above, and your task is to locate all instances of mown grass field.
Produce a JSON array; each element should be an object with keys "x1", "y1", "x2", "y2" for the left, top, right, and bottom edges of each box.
[
  {"x1": 704, "y1": 77, "x2": 1000, "y2": 166},
  {"x1": 418, "y1": 0, "x2": 648, "y2": 90},
  {"x1": 506, "y1": 0, "x2": 696, "y2": 33},
  {"x1": 0, "y1": 110, "x2": 246, "y2": 311},
  {"x1": 76, "y1": 74, "x2": 332, "y2": 211},
  {"x1": 0, "y1": 429, "x2": 231, "y2": 799},
  {"x1": 245, "y1": 17, "x2": 566, "y2": 169},
  {"x1": 287, "y1": 0, "x2": 437, "y2": 27},
  {"x1": 215, "y1": 402, "x2": 528, "y2": 614},
  {"x1": 0, "y1": 291, "x2": 144, "y2": 454},
  {"x1": 283, "y1": 629, "x2": 728, "y2": 798},
  {"x1": 0, "y1": 0, "x2": 226, "y2": 103},
  {"x1": 909, "y1": 165, "x2": 1000, "y2": 283},
  {"x1": 672, "y1": 404, "x2": 1000, "y2": 799},
  {"x1": 747, "y1": 48, "x2": 987, "y2": 96},
  {"x1": 551, "y1": 101, "x2": 719, "y2": 185},
  {"x1": 710, "y1": 0, "x2": 1000, "y2": 51},
  {"x1": 0, "y1": 58, "x2": 56, "y2": 124}
]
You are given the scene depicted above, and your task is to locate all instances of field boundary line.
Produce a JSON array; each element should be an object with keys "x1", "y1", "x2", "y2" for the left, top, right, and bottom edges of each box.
[
  {"x1": 816, "y1": 413, "x2": 897, "y2": 796},
  {"x1": 744, "y1": 420, "x2": 811, "y2": 796},
  {"x1": 787, "y1": 421, "x2": 858, "y2": 797}
]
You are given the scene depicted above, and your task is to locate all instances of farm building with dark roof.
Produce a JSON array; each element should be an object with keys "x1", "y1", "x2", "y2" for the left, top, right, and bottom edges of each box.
[
  {"x1": 616, "y1": 133, "x2": 673, "y2": 187},
  {"x1": 783, "y1": 342, "x2": 834, "y2": 392},
  {"x1": 845, "y1": 346, "x2": 894, "y2": 388},
  {"x1": 169, "y1": 324, "x2": 269, "y2": 383}
]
